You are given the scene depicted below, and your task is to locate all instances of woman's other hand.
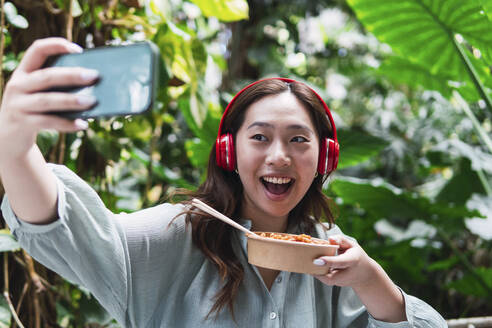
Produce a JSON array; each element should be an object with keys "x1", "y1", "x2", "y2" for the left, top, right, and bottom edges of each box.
[
  {"x1": 313, "y1": 235, "x2": 376, "y2": 288},
  {"x1": 313, "y1": 235, "x2": 407, "y2": 323},
  {"x1": 0, "y1": 37, "x2": 98, "y2": 159}
]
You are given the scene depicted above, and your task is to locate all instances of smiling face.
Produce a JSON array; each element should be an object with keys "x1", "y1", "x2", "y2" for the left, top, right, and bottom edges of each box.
[{"x1": 235, "y1": 91, "x2": 320, "y2": 231}]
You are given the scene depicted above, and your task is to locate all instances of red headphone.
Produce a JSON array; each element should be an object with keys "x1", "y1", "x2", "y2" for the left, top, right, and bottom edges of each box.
[{"x1": 215, "y1": 78, "x2": 339, "y2": 175}]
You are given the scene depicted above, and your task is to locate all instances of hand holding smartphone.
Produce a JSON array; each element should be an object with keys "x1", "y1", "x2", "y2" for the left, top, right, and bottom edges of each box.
[{"x1": 44, "y1": 41, "x2": 160, "y2": 119}]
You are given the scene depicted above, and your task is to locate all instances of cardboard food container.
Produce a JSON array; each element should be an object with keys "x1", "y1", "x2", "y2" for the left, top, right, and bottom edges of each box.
[{"x1": 247, "y1": 232, "x2": 339, "y2": 275}]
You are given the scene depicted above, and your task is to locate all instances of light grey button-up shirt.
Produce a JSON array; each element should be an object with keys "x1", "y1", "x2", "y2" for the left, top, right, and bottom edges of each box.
[{"x1": 1, "y1": 165, "x2": 447, "y2": 328}]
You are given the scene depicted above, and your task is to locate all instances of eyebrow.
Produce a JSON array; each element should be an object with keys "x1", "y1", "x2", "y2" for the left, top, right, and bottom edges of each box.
[{"x1": 247, "y1": 121, "x2": 315, "y2": 135}]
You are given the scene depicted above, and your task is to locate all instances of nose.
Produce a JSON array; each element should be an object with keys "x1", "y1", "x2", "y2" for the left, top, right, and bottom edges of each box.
[{"x1": 265, "y1": 140, "x2": 291, "y2": 167}]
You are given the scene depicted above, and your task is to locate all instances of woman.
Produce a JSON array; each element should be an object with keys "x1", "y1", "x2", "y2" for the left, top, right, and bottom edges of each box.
[{"x1": 0, "y1": 38, "x2": 446, "y2": 327}]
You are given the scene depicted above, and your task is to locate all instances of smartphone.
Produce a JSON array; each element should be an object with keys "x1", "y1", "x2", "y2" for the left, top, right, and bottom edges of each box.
[{"x1": 44, "y1": 41, "x2": 160, "y2": 119}]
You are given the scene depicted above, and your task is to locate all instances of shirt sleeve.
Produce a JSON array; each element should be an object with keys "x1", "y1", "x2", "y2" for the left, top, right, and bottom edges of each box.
[
  {"x1": 367, "y1": 289, "x2": 447, "y2": 328},
  {"x1": 333, "y1": 284, "x2": 446, "y2": 328},
  {"x1": 1, "y1": 164, "x2": 131, "y2": 324},
  {"x1": 1, "y1": 164, "x2": 198, "y2": 327}
]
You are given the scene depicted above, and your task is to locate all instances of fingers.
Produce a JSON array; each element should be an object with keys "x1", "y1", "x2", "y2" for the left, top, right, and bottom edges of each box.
[
  {"x1": 312, "y1": 245, "x2": 358, "y2": 287},
  {"x1": 26, "y1": 114, "x2": 89, "y2": 132},
  {"x1": 17, "y1": 38, "x2": 83, "y2": 73},
  {"x1": 15, "y1": 66, "x2": 99, "y2": 93},
  {"x1": 312, "y1": 235, "x2": 374, "y2": 287},
  {"x1": 314, "y1": 250, "x2": 359, "y2": 270},
  {"x1": 2, "y1": 92, "x2": 92, "y2": 134},
  {"x1": 15, "y1": 92, "x2": 97, "y2": 114},
  {"x1": 314, "y1": 269, "x2": 350, "y2": 286},
  {"x1": 312, "y1": 235, "x2": 361, "y2": 270},
  {"x1": 0, "y1": 38, "x2": 89, "y2": 157},
  {"x1": 328, "y1": 234, "x2": 357, "y2": 251}
]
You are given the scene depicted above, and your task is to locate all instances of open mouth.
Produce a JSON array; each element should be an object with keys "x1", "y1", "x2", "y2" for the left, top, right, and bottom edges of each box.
[{"x1": 261, "y1": 176, "x2": 294, "y2": 195}]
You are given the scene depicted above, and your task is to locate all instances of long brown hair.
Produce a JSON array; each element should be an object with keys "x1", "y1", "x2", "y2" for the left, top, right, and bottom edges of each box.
[{"x1": 177, "y1": 79, "x2": 336, "y2": 320}]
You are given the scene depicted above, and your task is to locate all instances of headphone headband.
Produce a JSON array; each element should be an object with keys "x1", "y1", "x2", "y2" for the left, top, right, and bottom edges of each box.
[{"x1": 216, "y1": 77, "x2": 338, "y2": 142}]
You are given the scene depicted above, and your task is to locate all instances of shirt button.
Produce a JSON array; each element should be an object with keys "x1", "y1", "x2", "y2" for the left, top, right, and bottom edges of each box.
[
  {"x1": 276, "y1": 275, "x2": 282, "y2": 283},
  {"x1": 269, "y1": 312, "x2": 277, "y2": 320}
]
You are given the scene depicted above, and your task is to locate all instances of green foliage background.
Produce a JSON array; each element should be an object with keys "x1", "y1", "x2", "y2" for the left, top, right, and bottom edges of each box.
[{"x1": 0, "y1": 0, "x2": 491, "y2": 326}]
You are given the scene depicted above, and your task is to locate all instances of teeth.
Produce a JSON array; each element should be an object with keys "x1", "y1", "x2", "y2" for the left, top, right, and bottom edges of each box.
[{"x1": 263, "y1": 176, "x2": 292, "y2": 184}]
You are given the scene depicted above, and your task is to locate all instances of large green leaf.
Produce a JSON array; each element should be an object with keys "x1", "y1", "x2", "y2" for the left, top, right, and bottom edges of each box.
[
  {"x1": 479, "y1": 0, "x2": 492, "y2": 22},
  {"x1": 190, "y1": 0, "x2": 249, "y2": 22},
  {"x1": 377, "y1": 56, "x2": 454, "y2": 98},
  {"x1": 455, "y1": 44, "x2": 492, "y2": 100},
  {"x1": 330, "y1": 176, "x2": 479, "y2": 230},
  {"x1": 331, "y1": 177, "x2": 427, "y2": 220},
  {"x1": 347, "y1": 0, "x2": 492, "y2": 104},
  {"x1": 337, "y1": 129, "x2": 389, "y2": 169},
  {"x1": 347, "y1": 0, "x2": 492, "y2": 74}
]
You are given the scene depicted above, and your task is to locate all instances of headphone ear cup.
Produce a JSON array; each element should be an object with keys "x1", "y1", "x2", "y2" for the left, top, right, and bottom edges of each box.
[
  {"x1": 326, "y1": 139, "x2": 339, "y2": 172},
  {"x1": 215, "y1": 133, "x2": 236, "y2": 171},
  {"x1": 318, "y1": 138, "x2": 339, "y2": 175},
  {"x1": 318, "y1": 138, "x2": 328, "y2": 175},
  {"x1": 332, "y1": 141, "x2": 339, "y2": 171}
]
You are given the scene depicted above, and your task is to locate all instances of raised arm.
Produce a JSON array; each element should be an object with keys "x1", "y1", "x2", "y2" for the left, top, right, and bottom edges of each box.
[{"x1": 0, "y1": 38, "x2": 98, "y2": 224}]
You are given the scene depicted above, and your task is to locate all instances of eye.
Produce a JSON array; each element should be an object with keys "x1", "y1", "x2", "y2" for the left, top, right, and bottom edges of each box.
[
  {"x1": 291, "y1": 136, "x2": 308, "y2": 143},
  {"x1": 252, "y1": 134, "x2": 267, "y2": 141}
]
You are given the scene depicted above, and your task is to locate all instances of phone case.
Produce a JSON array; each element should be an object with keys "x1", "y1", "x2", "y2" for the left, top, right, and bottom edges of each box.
[{"x1": 44, "y1": 41, "x2": 160, "y2": 119}]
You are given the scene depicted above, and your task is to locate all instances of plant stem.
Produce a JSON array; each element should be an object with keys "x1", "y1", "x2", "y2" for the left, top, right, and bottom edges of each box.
[
  {"x1": 452, "y1": 35, "x2": 492, "y2": 117},
  {"x1": 4, "y1": 254, "x2": 25, "y2": 328},
  {"x1": 66, "y1": 0, "x2": 73, "y2": 42},
  {"x1": 476, "y1": 169, "x2": 492, "y2": 197},
  {"x1": 452, "y1": 92, "x2": 492, "y2": 196},
  {"x1": 453, "y1": 91, "x2": 492, "y2": 154}
]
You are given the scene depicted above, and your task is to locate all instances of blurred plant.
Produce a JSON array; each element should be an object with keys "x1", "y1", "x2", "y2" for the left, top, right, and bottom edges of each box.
[
  {"x1": 343, "y1": 0, "x2": 492, "y2": 315},
  {"x1": 0, "y1": 0, "x2": 247, "y2": 326},
  {"x1": 1, "y1": 0, "x2": 491, "y2": 325}
]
